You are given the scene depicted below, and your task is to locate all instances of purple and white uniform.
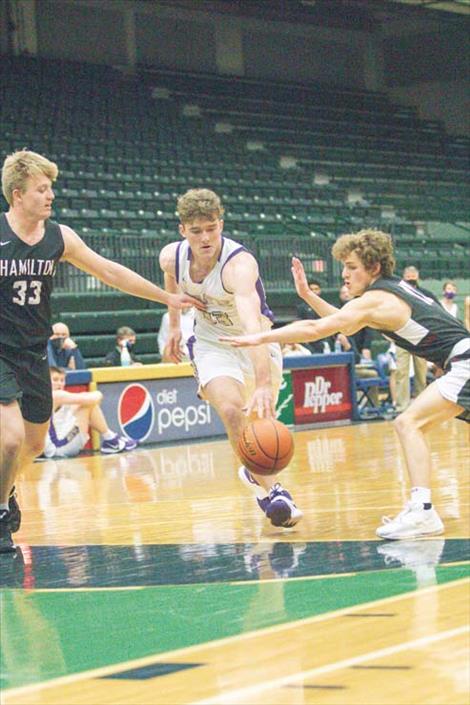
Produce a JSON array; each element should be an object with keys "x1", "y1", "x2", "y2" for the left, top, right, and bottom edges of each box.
[{"x1": 175, "y1": 236, "x2": 282, "y2": 390}]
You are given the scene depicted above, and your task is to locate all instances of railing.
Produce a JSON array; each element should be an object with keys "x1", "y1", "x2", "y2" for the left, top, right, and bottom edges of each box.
[{"x1": 54, "y1": 232, "x2": 339, "y2": 292}]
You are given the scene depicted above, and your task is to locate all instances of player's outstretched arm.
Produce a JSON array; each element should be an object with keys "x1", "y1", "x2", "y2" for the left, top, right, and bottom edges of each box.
[
  {"x1": 292, "y1": 257, "x2": 339, "y2": 317},
  {"x1": 61, "y1": 226, "x2": 205, "y2": 310},
  {"x1": 159, "y1": 244, "x2": 186, "y2": 363},
  {"x1": 221, "y1": 298, "x2": 372, "y2": 347}
]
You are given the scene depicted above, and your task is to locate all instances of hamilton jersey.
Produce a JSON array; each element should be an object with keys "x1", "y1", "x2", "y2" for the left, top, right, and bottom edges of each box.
[
  {"x1": 175, "y1": 235, "x2": 274, "y2": 342},
  {"x1": 0, "y1": 214, "x2": 64, "y2": 352},
  {"x1": 367, "y1": 275, "x2": 469, "y2": 368}
]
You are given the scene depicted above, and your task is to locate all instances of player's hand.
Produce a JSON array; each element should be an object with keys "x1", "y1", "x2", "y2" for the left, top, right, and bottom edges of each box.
[
  {"x1": 246, "y1": 385, "x2": 276, "y2": 419},
  {"x1": 219, "y1": 333, "x2": 264, "y2": 347},
  {"x1": 164, "y1": 330, "x2": 184, "y2": 363},
  {"x1": 62, "y1": 337, "x2": 77, "y2": 349},
  {"x1": 169, "y1": 293, "x2": 205, "y2": 311},
  {"x1": 291, "y1": 257, "x2": 310, "y2": 300}
]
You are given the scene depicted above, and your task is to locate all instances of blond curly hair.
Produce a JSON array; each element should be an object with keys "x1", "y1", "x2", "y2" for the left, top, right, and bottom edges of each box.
[{"x1": 332, "y1": 229, "x2": 395, "y2": 278}]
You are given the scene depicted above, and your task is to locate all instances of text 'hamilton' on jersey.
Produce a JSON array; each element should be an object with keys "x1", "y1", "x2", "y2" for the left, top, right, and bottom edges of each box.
[
  {"x1": 0, "y1": 215, "x2": 64, "y2": 352},
  {"x1": 368, "y1": 275, "x2": 469, "y2": 368}
]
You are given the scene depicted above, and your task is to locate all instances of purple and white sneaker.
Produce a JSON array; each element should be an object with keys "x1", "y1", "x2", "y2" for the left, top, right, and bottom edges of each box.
[
  {"x1": 238, "y1": 466, "x2": 303, "y2": 528},
  {"x1": 101, "y1": 435, "x2": 138, "y2": 454}
]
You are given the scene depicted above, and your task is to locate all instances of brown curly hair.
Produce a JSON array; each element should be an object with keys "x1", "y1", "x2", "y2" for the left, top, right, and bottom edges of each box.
[
  {"x1": 177, "y1": 189, "x2": 224, "y2": 224},
  {"x1": 332, "y1": 229, "x2": 395, "y2": 277}
]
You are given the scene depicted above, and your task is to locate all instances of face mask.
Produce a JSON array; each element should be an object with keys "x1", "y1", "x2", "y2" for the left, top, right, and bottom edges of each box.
[
  {"x1": 405, "y1": 279, "x2": 418, "y2": 287},
  {"x1": 444, "y1": 291, "x2": 456, "y2": 300},
  {"x1": 51, "y1": 337, "x2": 65, "y2": 351}
]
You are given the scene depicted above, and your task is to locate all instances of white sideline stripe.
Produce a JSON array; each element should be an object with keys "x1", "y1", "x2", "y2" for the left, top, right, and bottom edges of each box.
[
  {"x1": 192, "y1": 625, "x2": 470, "y2": 705},
  {"x1": 2, "y1": 578, "x2": 468, "y2": 699}
]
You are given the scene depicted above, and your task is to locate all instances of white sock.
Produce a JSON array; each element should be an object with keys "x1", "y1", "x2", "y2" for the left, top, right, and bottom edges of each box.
[
  {"x1": 411, "y1": 486, "x2": 431, "y2": 507},
  {"x1": 102, "y1": 430, "x2": 116, "y2": 441},
  {"x1": 244, "y1": 468, "x2": 269, "y2": 499}
]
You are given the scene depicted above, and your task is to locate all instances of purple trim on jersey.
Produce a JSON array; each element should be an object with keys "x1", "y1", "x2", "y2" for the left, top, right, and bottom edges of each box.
[
  {"x1": 175, "y1": 241, "x2": 182, "y2": 284},
  {"x1": 256, "y1": 278, "x2": 274, "y2": 322},
  {"x1": 186, "y1": 335, "x2": 196, "y2": 362},
  {"x1": 218, "y1": 237, "x2": 225, "y2": 261},
  {"x1": 220, "y1": 246, "x2": 247, "y2": 294},
  {"x1": 48, "y1": 418, "x2": 73, "y2": 448}
]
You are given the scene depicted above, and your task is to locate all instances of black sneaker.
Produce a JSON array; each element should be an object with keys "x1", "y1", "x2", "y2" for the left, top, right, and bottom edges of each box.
[
  {"x1": 0, "y1": 510, "x2": 16, "y2": 553},
  {"x1": 8, "y1": 486, "x2": 21, "y2": 533}
]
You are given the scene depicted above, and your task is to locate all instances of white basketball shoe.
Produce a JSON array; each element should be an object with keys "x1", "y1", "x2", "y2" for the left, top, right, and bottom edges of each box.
[{"x1": 376, "y1": 502, "x2": 444, "y2": 540}]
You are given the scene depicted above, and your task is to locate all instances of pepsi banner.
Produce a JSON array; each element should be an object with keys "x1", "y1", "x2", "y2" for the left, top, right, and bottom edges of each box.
[{"x1": 98, "y1": 377, "x2": 226, "y2": 445}]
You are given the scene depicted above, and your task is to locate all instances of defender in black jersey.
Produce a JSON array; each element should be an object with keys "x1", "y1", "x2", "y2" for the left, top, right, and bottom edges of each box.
[
  {"x1": 223, "y1": 229, "x2": 470, "y2": 541},
  {"x1": 0, "y1": 150, "x2": 204, "y2": 553}
]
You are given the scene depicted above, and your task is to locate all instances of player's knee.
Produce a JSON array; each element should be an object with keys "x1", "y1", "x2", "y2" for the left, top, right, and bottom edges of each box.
[
  {"x1": 394, "y1": 409, "x2": 422, "y2": 435},
  {"x1": 1, "y1": 430, "x2": 24, "y2": 461},
  {"x1": 219, "y1": 402, "x2": 243, "y2": 430},
  {"x1": 393, "y1": 411, "x2": 409, "y2": 435},
  {"x1": 28, "y1": 436, "x2": 48, "y2": 458}
]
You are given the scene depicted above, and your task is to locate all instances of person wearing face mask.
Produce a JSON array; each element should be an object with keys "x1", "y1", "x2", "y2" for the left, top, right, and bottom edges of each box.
[
  {"x1": 47, "y1": 322, "x2": 86, "y2": 370},
  {"x1": 395, "y1": 266, "x2": 439, "y2": 413},
  {"x1": 104, "y1": 326, "x2": 142, "y2": 367},
  {"x1": 440, "y1": 281, "x2": 458, "y2": 319}
]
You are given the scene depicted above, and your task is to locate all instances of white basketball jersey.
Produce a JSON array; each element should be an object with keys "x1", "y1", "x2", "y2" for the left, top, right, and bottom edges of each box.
[{"x1": 175, "y1": 236, "x2": 274, "y2": 343}]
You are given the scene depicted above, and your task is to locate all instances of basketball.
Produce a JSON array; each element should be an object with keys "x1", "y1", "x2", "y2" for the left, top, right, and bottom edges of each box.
[{"x1": 238, "y1": 418, "x2": 294, "y2": 476}]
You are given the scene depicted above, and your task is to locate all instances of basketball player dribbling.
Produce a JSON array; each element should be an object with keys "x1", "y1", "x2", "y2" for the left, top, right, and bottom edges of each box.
[
  {"x1": 223, "y1": 229, "x2": 470, "y2": 540},
  {"x1": 0, "y1": 150, "x2": 203, "y2": 553},
  {"x1": 159, "y1": 189, "x2": 303, "y2": 529}
]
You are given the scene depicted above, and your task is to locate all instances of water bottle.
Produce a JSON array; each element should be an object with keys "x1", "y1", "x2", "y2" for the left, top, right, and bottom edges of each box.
[
  {"x1": 120, "y1": 342, "x2": 132, "y2": 367},
  {"x1": 334, "y1": 338, "x2": 342, "y2": 353}
]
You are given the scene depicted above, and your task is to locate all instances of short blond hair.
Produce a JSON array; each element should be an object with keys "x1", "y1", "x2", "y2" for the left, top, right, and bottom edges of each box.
[
  {"x1": 332, "y1": 229, "x2": 395, "y2": 278},
  {"x1": 2, "y1": 149, "x2": 58, "y2": 205},
  {"x1": 177, "y1": 188, "x2": 224, "y2": 224}
]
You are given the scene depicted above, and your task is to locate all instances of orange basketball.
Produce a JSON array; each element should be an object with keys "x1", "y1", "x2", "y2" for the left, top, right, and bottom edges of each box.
[{"x1": 237, "y1": 418, "x2": 294, "y2": 476}]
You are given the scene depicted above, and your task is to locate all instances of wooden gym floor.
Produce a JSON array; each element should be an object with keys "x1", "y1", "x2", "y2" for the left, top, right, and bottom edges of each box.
[{"x1": 1, "y1": 418, "x2": 469, "y2": 705}]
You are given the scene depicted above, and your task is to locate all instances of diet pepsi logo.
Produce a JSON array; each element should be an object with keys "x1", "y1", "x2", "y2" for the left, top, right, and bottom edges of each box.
[{"x1": 118, "y1": 384, "x2": 154, "y2": 441}]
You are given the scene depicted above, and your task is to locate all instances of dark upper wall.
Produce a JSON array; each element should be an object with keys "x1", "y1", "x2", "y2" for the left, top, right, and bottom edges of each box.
[{"x1": 6, "y1": 0, "x2": 469, "y2": 134}]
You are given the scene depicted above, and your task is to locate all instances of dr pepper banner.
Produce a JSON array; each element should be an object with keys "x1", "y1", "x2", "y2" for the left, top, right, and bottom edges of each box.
[{"x1": 291, "y1": 364, "x2": 353, "y2": 424}]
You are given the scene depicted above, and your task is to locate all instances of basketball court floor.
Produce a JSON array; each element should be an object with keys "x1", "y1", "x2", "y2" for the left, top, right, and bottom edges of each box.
[{"x1": 1, "y1": 418, "x2": 469, "y2": 705}]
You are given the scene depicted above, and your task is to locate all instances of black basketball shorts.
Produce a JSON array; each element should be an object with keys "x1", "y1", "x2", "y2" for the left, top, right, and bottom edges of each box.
[{"x1": 0, "y1": 348, "x2": 52, "y2": 424}]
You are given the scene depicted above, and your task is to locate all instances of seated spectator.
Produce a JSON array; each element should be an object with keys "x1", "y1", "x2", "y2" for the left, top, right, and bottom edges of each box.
[
  {"x1": 376, "y1": 342, "x2": 398, "y2": 409},
  {"x1": 296, "y1": 278, "x2": 333, "y2": 354},
  {"x1": 158, "y1": 307, "x2": 195, "y2": 363},
  {"x1": 440, "y1": 281, "x2": 458, "y2": 318},
  {"x1": 339, "y1": 285, "x2": 375, "y2": 361},
  {"x1": 335, "y1": 332, "x2": 380, "y2": 407},
  {"x1": 47, "y1": 322, "x2": 86, "y2": 370},
  {"x1": 43, "y1": 367, "x2": 137, "y2": 458},
  {"x1": 104, "y1": 326, "x2": 143, "y2": 367},
  {"x1": 281, "y1": 342, "x2": 312, "y2": 357}
]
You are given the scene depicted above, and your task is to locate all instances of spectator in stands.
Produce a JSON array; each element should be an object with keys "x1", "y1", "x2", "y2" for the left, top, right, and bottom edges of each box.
[
  {"x1": 339, "y1": 284, "x2": 374, "y2": 361},
  {"x1": 47, "y1": 322, "x2": 86, "y2": 370},
  {"x1": 376, "y1": 342, "x2": 398, "y2": 409},
  {"x1": 395, "y1": 266, "x2": 438, "y2": 412},
  {"x1": 296, "y1": 278, "x2": 333, "y2": 353},
  {"x1": 104, "y1": 327, "x2": 143, "y2": 367},
  {"x1": 43, "y1": 367, "x2": 137, "y2": 458},
  {"x1": 281, "y1": 342, "x2": 312, "y2": 357},
  {"x1": 222, "y1": 230, "x2": 470, "y2": 540},
  {"x1": 158, "y1": 307, "x2": 195, "y2": 362},
  {"x1": 440, "y1": 281, "x2": 458, "y2": 318}
]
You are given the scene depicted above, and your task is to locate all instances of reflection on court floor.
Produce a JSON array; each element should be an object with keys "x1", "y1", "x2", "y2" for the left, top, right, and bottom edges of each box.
[{"x1": 1, "y1": 419, "x2": 469, "y2": 704}]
